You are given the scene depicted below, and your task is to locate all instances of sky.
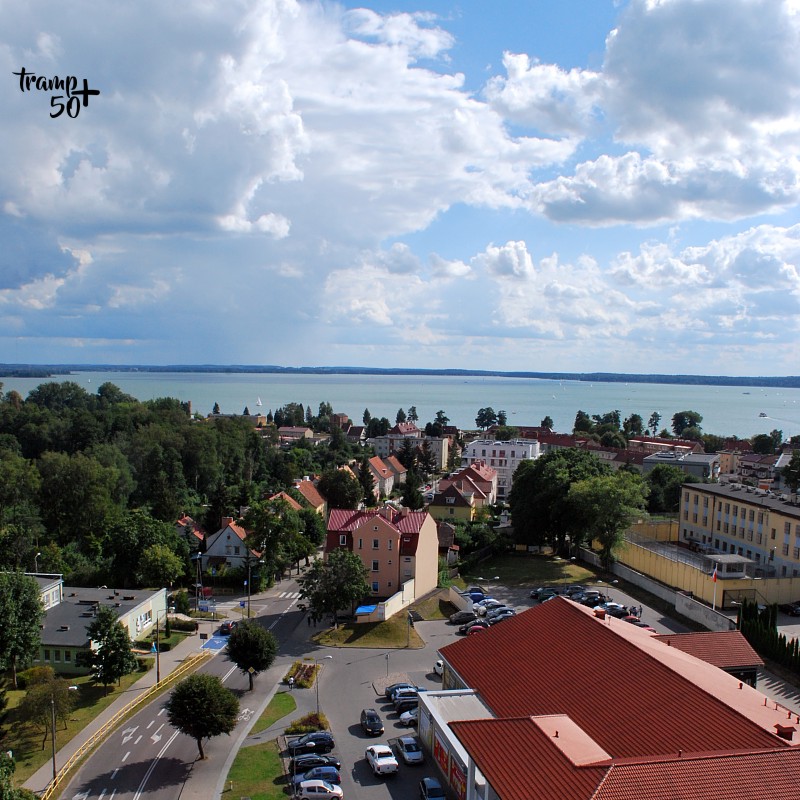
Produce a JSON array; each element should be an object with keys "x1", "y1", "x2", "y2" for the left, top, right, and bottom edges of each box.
[{"x1": 1, "y1": 0, "x2": 800, "y2": 375}]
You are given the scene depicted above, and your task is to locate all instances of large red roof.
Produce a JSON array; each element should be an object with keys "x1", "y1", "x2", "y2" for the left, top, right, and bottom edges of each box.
[
  {"x1": 653, "y1": 630, "x2": 764, "y2": 670},
  {"x1": 440, "y1": 598, "x2": 789, "y2": 759}
]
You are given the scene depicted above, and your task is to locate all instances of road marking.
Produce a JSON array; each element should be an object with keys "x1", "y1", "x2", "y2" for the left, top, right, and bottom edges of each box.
[
  {"x1": 110, "y1": 769, "x2": 118, "y2": 780},
  {"x1": 133, "y1": 730, "x2": 180, "y2": 800},
  {"x1": 72, "y1": 791, "x2": 89, "y2": 800},
  {"x1": 268, "y1": 597, "x2": 299, "y2": 630},
  {"x1": 157, "y1": 708, "x2": 165, "y2": 716},
  {"x1": 134, "y1": 735, "x2": 142, "y2": 744},
  {"x1": 146, "y1": 720, "x2": 154, "y2": 729},
  {"x1": 122, "y1": 751, "x2": 130, "y2": 763},
  {"x1": 151, "y1": 723, "x2": 164, "y2": 744},
  {"x1": 98, "y1": 789, "x2": 106, "y2": 800},
  {"x1": 278, "y1": 591, "x2": 301, "y2": 599},
  {"x1": 121, "y1": 726, "x2": 138, "y2": 743},
  {"x1": 109, "y1": 791, "x2": 116, "y2": 800}
]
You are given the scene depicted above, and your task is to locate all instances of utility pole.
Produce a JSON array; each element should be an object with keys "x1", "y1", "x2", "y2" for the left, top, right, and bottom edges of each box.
[{"x1": 50, "y1": 696, "x2": 57, "y2": 782}]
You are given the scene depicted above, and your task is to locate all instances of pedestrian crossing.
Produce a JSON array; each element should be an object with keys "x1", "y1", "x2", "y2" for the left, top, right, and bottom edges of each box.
[{"x1": 277, "y1": 591, "x2": 301, "y2": 599}]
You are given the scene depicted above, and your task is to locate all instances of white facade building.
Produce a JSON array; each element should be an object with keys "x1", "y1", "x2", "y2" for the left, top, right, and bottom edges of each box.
[{"x1": 460, "y1": 439, "x2": 539, "y2": 502}]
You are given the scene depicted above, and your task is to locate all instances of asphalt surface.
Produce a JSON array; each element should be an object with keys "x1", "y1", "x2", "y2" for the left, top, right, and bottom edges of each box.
[{"x1": 30, "y1": 575, "x2": 800, "y2": 800}]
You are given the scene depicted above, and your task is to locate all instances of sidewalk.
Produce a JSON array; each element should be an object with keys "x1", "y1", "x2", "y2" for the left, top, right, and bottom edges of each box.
[{"x1": 24, "y1": 624, "x2": 215, "y2": 796}]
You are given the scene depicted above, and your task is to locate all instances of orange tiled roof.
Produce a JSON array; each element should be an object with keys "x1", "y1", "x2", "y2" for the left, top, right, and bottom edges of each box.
[
  {"x1": 295, "y1": 480, "x2": 325, "y2": 509},
  {"x1": 270, "y1": 491, "x2": 303, "y2": 511},
  {"x1": 653, "y1": 630, "x2": 764, "y2": 670}
]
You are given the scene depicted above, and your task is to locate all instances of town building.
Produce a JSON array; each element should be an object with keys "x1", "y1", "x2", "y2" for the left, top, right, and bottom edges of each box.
[
  {"x1": 679, "y1": 482, "x2": 800, "y2": 578},
  {"x1": 325, "y1": 505, "x2": 438, "y2": 599},
  {"x1": 642, "y1": 449, "x2": 721, "y2": 480},
  {"x1": 419, "y1": 597, "x2": 800, "y2": 800},
  {"x1": 201, "y1": 516, "x2": 258, "y2": 573},
  {"x1": 460, "y1": 439, "x2": 539, "y2": 501}
]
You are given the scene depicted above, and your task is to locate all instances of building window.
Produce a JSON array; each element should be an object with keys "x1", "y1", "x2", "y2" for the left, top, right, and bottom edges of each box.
[
  {"x1": 749, "y1": 510, "x2": 755, "y2": 522},
  {"x1": 388, "y1": 581, "x2": 392, "y2": 588},
  {"x1": 372, "y1": 582, "x2": 379, "y2": 593},
  {"x1": 404, "y1": 557, "x2": 412, "y2": 562},
  {"x1": 339, "y1": 534, "x2": 347, "y2": 546},
  {"x1": 54, "y1": 650, "x2": 61, "y2": 662},
  {"x1": 772, "y1": 529, "x2": 777, "y2": 540},
  {"x1": 794, "y1": 547, "x2": 800, "y2": 560},
  {"x1": 372, "y1": 560, "x2": 379, "y2": 571},
  {"x1": 388, "y1": 540, "x2": 392, "y2": 551},
  {"x1": 358, "y1": 538, "x2": 362, "y2": 549},
  {"x1": 44, "y1": 649, "x2": 50, "y2": 661},
  {"x1": 234, "y1": 546, "x2": 240, "y2": 555}
]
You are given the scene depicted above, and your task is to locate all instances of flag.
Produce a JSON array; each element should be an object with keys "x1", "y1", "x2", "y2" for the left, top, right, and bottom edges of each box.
[{"x1": 712, "y1": 565, "x2": 718, "y2": 582}]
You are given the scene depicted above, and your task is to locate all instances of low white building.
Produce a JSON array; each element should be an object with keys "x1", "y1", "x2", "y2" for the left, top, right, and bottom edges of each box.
[{"x1": 460, "y1": 439, "x2": 539, "y2": 502}]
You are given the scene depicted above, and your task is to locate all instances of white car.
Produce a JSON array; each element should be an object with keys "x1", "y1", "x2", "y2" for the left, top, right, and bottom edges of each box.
[
  {"x1": 400, "y1": 707, "x2": 419, "y2": 727},
  {"x1": 475, "y1": 599, "x2": 505, "y2": 616},
  {"x1": 295, "y1": 780, "x2": 344, "y2": 800},
  {"x1": 366, "y1": 744, "x2": 399, "y2": 776},
  {"x1": 396, "y1": 735, "x2": 424, "y2": 765},
  {"x1": 433, "y1": 660, "x2": 443, "y2": 676}
]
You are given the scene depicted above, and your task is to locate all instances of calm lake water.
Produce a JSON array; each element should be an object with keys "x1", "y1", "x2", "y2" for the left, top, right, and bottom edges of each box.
[{"x1": 2, "y1": 371, "x2": 799, "y2": 439}]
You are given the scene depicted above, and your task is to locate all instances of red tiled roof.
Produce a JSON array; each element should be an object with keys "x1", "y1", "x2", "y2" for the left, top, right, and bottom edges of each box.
[
  {"x1": 384, "y1": 455, "x2": 406, "y2": 475},
  {"x1": 270, "y1": 491, "x2": 303, "y2": 511},
  {"x1": 653, "y1": 630, "x2": 764, "y2": 670},
  {"x1": 440, "y1": 598, "x2": 788, "y2": 759},
  {"x1": 295, "y1": 480, "x2": 325, "y2": 509},
  {"x1": 451, "y1": 717, "x2": 607, "y2": 800},
  {"x1": 327, "y1": 507, "x2": 428, "y2": 535},
  {"x1": 593, "y1": 748, "x2": 800, "y2": 800}
]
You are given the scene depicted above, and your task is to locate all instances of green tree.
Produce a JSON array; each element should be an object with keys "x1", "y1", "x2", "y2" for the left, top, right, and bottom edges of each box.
[
  {"x1": 401, "y1": 470, "x2": 425, "y2": 510},
  {"x1": 137, "y1": 544, "x2": 185, "y2": 588},
  {"x1": 406, "y1": 406, "x2": 419, "y2": 423},
  {"x1": 298, "y1": 548, "x2": 370, "y2": 625},
  {"x1": 165, "y1": 673, "x2": 239, "y2": 760},
  {"x1": 76, "y1": 605, "x2": 138, "y2": 693},
  {"x1": 568, "y1": 471, "x2": 649, "y2": 569},
  {"x1": 623, "y1": 413, "x2": 644, "y2": 437},
  {"x1": 671, "y1": 410, "x2": 703, "y2": 437},
  {"x1": 299, "y1": 508, "x2": 326, "y2": 548},
  {"x1": 645, "y1": 464, "x2": 695, "y2": 513},
  {"x1": 508, "y1": 449, "x2": 610, "y2": 552},
  {"x1": 226, "y1": 620, "x2": 278, "y2": 690},
  {"x1": 475, "y1": 407, "x2": 497, "y2": 430},
  {"x1": 752, "y1": 433, "x2": 776, "y2": 454},
  {"x1": 358, "y1": 458, "x2": 376, "y2": 506},
  {"x1": 17, "y1": 676, "x2": 75, "y2": 750},
  {"x1": 0, "y1": 572, "x2": 44, "y2": 688},
  {"x1": 397, "y1": 438, "x2": 416, "y2": 471},
  {"x1": 497, "y1": 410, "x2": 508, "y2": 426},
  {"x1": 782, "y1": 450, "x2": 800, "y2": 500},
  {"x1": 396, "y1": 408, "x2": 407, "y2": 424},
  {"x1": 573, "y1": 410, "x2": 594, "y2": 434},
  {"x1": 0, "y1": 751, "x2": 38, "y2": 800},
  {"x1": 243, "y1": 498, "x2": 302, "y2": 583},
  {"x1": 648, "y1": 412, "x2": 661, "y2": 436},
  {"x1": 540, "y1": 415, "x2": 554, "y2": 429},
  {"x1": 317, "y1": 469, "x2": 361, "y2": 510},
  {"x1": 363, "y1": 408, "x2": 371, "y2": 426}
]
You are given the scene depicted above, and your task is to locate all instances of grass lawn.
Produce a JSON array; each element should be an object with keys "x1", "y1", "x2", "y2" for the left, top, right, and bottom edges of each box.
[
  {"x1": 2, "y1": 668, "x2": 148, "y2": 785},
  {"x1": 461, "y1": 553, "x2": 600, "y2": 589},
  {"x1": 409, "y1": 589, "x2": 457, "y2": 621},
  {"x1": 224, "y1": 691, "x2": 300, "y2": 799},
  {"x1": 313, "y1": 613, "x2": 424, "y2": 649}
]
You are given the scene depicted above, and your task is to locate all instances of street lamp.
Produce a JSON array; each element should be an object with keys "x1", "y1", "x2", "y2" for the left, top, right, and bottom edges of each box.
[
  {"x1": 34, "y1": 551, "x2": 41, "y2": 572},
  {"x1": 246, "y1": 556, "x2": 265, "y2": 619},
  {"x1": 314, "y1": 655, "x2": 333, "y2": 717},
  {"x1": 154, "y1": 603, "x2": 175, "y2": 685}
]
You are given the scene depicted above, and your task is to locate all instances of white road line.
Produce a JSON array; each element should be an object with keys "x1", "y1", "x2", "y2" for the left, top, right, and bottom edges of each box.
[
  {"x1": 222, "y1": 664, "x2": 238, "y2": 682},
  {"x1": 122, "y1": 751, "x2": 130, "y2": 763},
  {"x1": 132, "y1": 730, "x2": 180, "y2": 800},
  {"x1": 98, "y1": 790, "x2": 106, "y2": 800},
  {"x1": 146, "y1": 720, "x2": 154, "y2": 729},
  {"x1": 268, "y1": 597, "x2": 299, "y2": 630},
  {"x1": 109, "y1": 791, "x2": 116, "y2": 800},
  {"x1": 134, "y1": 735, "x2": 142, "y2": 744},
  {"x1": 157, "y1": 708, "x2": 165, "y2": 716}
]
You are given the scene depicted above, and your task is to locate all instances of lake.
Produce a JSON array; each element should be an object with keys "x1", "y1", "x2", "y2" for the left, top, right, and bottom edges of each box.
[{"x1": 2, "y1": 371, "x2": 798, "y2": 439}]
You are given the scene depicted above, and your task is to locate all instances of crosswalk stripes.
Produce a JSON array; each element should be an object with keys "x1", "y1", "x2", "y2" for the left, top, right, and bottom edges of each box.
[{"x1": 277, "y1": 591, "x2": 301, "y2": 599}]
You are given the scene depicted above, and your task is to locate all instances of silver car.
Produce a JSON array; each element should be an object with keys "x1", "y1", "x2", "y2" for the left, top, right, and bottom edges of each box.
[{"x1": 397, "y1": 735, "x2": 424, "y2": 765}]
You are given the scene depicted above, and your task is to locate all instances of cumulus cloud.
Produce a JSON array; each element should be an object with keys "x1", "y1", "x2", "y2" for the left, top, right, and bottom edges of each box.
[{"x1": 472, "y1": 241, "x2": 535, "y2": 279}]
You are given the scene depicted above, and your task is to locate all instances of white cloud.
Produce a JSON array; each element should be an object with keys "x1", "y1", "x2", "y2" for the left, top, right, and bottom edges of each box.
[{"x1": 472, "y1": 241, "x2": 535, "y2": 279}]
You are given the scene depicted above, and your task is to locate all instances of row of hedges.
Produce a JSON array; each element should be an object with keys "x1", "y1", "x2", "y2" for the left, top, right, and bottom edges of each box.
[{"x1": 739, "y1": 600, "x2": 800, "y2": 675}]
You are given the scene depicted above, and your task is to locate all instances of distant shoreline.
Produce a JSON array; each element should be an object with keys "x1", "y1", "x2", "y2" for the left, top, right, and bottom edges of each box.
[{"x1": 1, "y1": 364, "x2": 799, "y2": 389}]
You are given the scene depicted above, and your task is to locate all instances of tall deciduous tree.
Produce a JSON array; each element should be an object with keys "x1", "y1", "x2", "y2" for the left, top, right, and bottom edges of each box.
[
  {"x1": 567, "y1": 471, "x2": 649, "y2": 569},
  {"x1": 137, "y1": 543, "x2": 185, "y2": 588},
  {"x1": 540, "y1": 416, "x2": 554, "y2": 429},
  {"x1": 395, "y1": 408, "x2": 407, "y2": 424},
  {"x1": 76, "y1": 605, "x2": 138, "y2": 693},
  {"x1": 671, "y1": 410, "x2": 703, "y2": 437},
  {"x1": 645, "y1": 464, "x2": 695, "y2": 513},
  {"x1": 298, "y1": 548, "x2": 370, "y2": 625},
  {"x1": 243, "y1": 498, "x2": 301, "y2": 582},
  {"x1": 0, "y1": 572, "x2": 44, "y2": 688},
  {"x1": 17, "y1": 675, "x2": 75, "y2": 750},
  {"x1": 226, "y1": 620, "x2": 278, "y2": 690},
  {"x1": 782, "y1": 450, "x2": 800, "y2": 500},
  {"x1": 317, "y1": 468, "x2": 361, "y2": 510},
  {"x1": 648, "y1": 412, "x2": 662, "y2": 436},
  {"x1": 509, "y1": 449, "x2": 610, "y2": 552},
  {"x1": 475, "y1": 407, "x2": 497, "y2": 430},
  {"x1": 165, "y1": 674, "x2": 239, "y2": 760}
]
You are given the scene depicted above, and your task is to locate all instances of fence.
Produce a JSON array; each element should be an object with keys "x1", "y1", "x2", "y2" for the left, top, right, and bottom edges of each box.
[{"x1": 39, "y1": 651, "x2": 211, "y2": 800}]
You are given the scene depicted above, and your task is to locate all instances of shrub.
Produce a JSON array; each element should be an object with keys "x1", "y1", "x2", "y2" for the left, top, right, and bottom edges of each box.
[
  {"x1": 285, "y1": 712, "x2": 329, "y2": 734},
  {"x1": 17, "y1": 666, "x2": 55, "y2": 690},
  {"x1": 282, "y1": 661, "x2": 318, "y2": 689},
  {"x1": 170, "y1": 618, "x2": 197, "y2": 632}
]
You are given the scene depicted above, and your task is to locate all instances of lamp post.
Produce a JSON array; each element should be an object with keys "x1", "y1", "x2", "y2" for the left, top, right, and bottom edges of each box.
[
  {"x1": 34, "y1": 551, "x2": 41, "y2": 572},
  {"x1": 314, "y1": 655, "x2": 333, "y2": 717},
  {"x1": 50, "y1": 696, "x2": 57, "y2": 782},
  {"x1": 154, "y1": 603, "x2": 175, "y2": 685},
  {"x1": 246, "y1": 556, "x2": 265, "y2": 619}
]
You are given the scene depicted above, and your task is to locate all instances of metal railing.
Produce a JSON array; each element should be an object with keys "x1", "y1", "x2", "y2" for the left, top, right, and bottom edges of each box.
[{"x1": 38, "y1": 651, "x2": 211, "y2": 800}]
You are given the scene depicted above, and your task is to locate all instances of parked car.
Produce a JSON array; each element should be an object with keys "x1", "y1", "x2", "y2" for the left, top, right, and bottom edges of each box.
[
  {"x1": 393, "y1": 687, "x2": 420, "y2": 704},
  {"x1": 395, "y1": 696, "x2": 420, "y2": 713},
  {"x1": 485, "y1": 606, "x2": 513, "y2": 620},
  {"x1": 420, "y1": 776, "x2": 446, "y2": 800},
  {"x1": 385, "y1": 682, "x2": 415, "y2": 700},
  {"x1": 399, "y1": 707, "x2": 419, "y2": 726},
  {"x1": 433, "y1": 659, "x2": 443, "y2": 676},
  {"x1": 530, "y1": 586, "x2": 559, "y2": 600},
  {"x1": 295, "y1": 780, "x2": 344, "y2": 800},
  {"x1": 595, "y1": 602, "x2": 629, "y2": 618},
  {"x1": 289, "y1": 754, "x2": 342, "y2": 775},
  {"x1": 365, "y1": 744, "x2": 399, "y2": 776},
  {"x1": 218, "y1": 620, "x2": 238, "y2": 635},
  {"x1": 475, "y1": 599, "x2": 505, "y2": 615},
  {"x1": 564, "y1": 584, "x2": 586, "y2": 597},
  {"x1": 472, "y1": 597, "x2": 497, "y2": 611},
  {"x1": 488, "y1": 609, "x2": 516, "y2": 624},
  {"x1": 287, "y1": 731, "x2": 335, "y2": 755},
  {"x1": 449, "y1": 610, "x2": 478, "y2": 625},
  {"x1": 397, "y1": 735, "x2": 424, "y2": 765},
  {"x1": 467, "y1": 625, "x2": 486, "y2": 635},
  {"x1": 360, "y1": 707, "x2": 384, "y2": 735},
  {"x1": 578, "y1": 592, "x2": 606, "y2": 607},
  {"x1": 292, "y1": 766, "x2": 341, "y2": 787},
  {"x1": 458, "y1": 619, "x2": 490, "y2": 634},
  {"x1": 780, "y1": 602, "x2": 800, "y2": 616}
]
